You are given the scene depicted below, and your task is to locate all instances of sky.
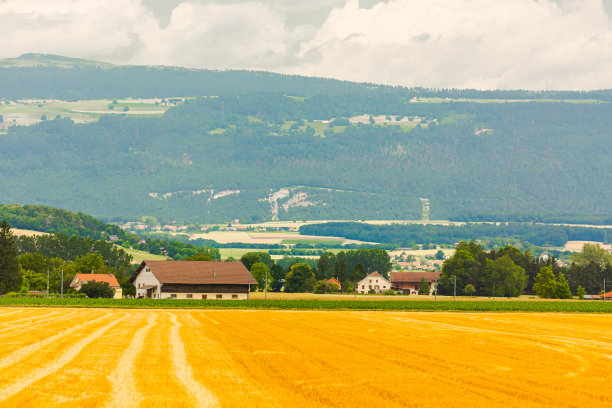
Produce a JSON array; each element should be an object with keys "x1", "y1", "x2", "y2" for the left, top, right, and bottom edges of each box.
[{"x1": 1, "y1": 0, "x2": 612, "y2": 90}]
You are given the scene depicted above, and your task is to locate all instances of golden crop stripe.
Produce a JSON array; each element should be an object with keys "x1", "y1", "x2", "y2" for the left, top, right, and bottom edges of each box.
[
  {"x1": 104, "y1": 312, "x2": 158, "y2": 408},
  {"x1": 0, "y1": 309, "x2": 64, "y2": 326},
  {"x1": 169, "y1": 312, "x2": 219, "y2": 408},
  {"x1": 176, "y1": 311, "x2": 274, "y2": 406},
  {"x1": 0, "y1": 312, "x2": 131, "y2": 403},
  {"x1": 0, "y1": 311, "x2": 112, "y2": 370},
  {"x1": 0, "y1": 310, "x2": 79, "y2": 335}
]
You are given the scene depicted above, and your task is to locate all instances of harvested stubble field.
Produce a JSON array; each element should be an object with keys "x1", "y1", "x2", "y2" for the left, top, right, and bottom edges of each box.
[{"x1": 0, "y1": 308, "x2": 612, "y2": 407}]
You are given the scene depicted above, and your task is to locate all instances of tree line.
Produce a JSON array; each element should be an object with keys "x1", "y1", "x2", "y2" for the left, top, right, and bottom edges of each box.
[
  {"x1": 300, "y1": 222, "x2": 612, "y2": 248},
  {"x1": 0, "y1": 220, "x2": 135, "y2": 296},
  {"x1": 438, "y1": 241, "x2": 612, "y2": 298}
]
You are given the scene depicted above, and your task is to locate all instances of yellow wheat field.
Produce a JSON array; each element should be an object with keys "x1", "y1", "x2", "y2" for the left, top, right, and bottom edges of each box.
[{"x1": 0, "y1": 308, "x2": 611, "y2": 407}]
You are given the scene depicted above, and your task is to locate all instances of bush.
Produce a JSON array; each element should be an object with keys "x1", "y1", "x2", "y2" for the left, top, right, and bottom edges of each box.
[
  {"x1": 313, "y1": 280, "x2": 340, "y2": 294},
  {"x1": 79, "y1": 281, "x2": 115, "y2": 298},
  {"x1": 383, "y1": 289, "x2": 396, "y2": 296}
]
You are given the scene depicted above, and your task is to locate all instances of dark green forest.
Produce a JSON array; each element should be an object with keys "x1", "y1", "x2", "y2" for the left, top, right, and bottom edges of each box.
[
  {"x1": 300, "y1": 222, "x2": 612, "y2": 248},
  {"x1": 1, "y1": 56, "x2": 612, "y2": 223}
]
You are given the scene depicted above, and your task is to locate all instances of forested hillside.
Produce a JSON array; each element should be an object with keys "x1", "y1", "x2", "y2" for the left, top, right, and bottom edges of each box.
[
  {"x1": 1, "y1": 56, "x2": 611, "y2": 223},
  {"x1": 1, "y1": 94, "x2": 611, "y2": 222}
]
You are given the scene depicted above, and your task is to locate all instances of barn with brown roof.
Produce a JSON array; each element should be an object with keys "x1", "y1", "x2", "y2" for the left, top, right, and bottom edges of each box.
[
  {"x1": 390, "y1": 271, "x2": 440, "y2": 295},
  {"x1": 130, "y1": 260, "x2": 258, "y2": 300}
]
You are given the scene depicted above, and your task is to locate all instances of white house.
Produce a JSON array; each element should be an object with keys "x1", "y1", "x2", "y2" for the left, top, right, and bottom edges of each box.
[
  {"x1": 355, "y1": 272, "x2": 392, "y2": 294},
  {"x1": 130, "y1": 260, "x2": 257, "y2": 300}
]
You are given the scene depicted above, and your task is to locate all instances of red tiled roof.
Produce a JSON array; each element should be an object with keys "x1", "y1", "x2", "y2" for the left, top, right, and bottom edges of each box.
[
  {"x1": 75, "y1": 274, "x2": 120, "y2": 287},
  {"x1": 327, "y1": 278, "x2": 342, "y2": 287},
  {"x1": 365, "y1": 271, "x2": 384, "y2": 279},
  {"x1": 390, "y1": 271, "x2": 440, "y2": 284},
  {"x1": 132, "y1": 261, "x2": 257, "y2": 285}
]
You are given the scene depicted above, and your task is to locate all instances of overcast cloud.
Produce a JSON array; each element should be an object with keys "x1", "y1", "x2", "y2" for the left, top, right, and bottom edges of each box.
[{"x1": 1, "y1": 0, "x2": 612, "y2": 89}]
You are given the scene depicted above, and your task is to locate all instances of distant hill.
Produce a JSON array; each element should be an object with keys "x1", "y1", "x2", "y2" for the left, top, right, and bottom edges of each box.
[
  {"x1": 1, "y1": 91, "x2": 611, "y2": 223},
  {"x1": 2, "y1": 53, "x2": 612, "y2": 101},
  {"x1": 0, "y1": 53, "x2": 391, "y2": 100},
  {"x1": 0, "y1": 53, "x2": 114, "y2": 69},
  {"x1": 1, "y1": 55, "x2": 611, "y2": 223}
]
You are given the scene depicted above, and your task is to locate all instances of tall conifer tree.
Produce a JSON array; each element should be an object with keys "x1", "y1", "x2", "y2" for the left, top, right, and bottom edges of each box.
[{"x1": 0, "y1": 220, "x2": 21, "y2": 294}]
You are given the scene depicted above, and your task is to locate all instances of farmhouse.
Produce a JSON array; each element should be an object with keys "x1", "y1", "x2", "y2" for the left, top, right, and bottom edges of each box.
[
  {"x1": 70, "y1": 272, "x2": 123, "y2": 299},
  {"x1": 355, "y1": 272, "x2": 392, "y2": 294},
  {"x1": 131, "y1": 260, "x2": 257, "y2": 300},
  {"x1": 390, "y1": 271, "x2": 440, "y2": 295}
]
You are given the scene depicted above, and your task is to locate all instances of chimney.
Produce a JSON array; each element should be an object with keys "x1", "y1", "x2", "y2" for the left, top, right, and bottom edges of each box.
[
  {"x1": 90, "y1": 270, "x2": 94, "y2": 274},
  {"x1": 213, "y1": 271, "x2": 216, "y2": 278}
]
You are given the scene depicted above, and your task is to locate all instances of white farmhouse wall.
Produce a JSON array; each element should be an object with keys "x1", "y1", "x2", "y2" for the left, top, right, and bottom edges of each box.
[
  {"x1": 160, "y1": 292, "x2": 248, "y2": 300},
  {"x1": 356, "y1": 276, "x2": 392, "y2": 294},
  {"x1": 113, "y1": 288, "x2": 123, "y2": 299},
  {"x1": 133, "y1": 266, "x2": 162, "y2": 298}
]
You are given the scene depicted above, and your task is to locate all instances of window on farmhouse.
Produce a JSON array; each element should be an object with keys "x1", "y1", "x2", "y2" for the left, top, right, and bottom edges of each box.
[
  {"x1": 362, "y1": 285, "x2": 365, "y2": 289},
  {"x1": 232, "y1": 294, "x2": 238, "y2": 299},
  {"x1": 202, "y1": 294, "x2": 207, "y2": 299},
  {"x1": 171, "y1": 294, "x2": 177, "y2": 299},
  {"x1": 186, "y1": 294, "x2": 193, "y2": 299},
  {"x1": 216, "y1": 294, "x2": 223, "y2": 299}
]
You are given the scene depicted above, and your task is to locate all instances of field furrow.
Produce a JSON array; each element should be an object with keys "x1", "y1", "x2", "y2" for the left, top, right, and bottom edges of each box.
[
  {"x1": 0, "y1": 312, "x2": 112, "y2": 370},
  {"x1": 104, "y1": 312, "x2": 157, "y2": 408},
  {"x1": 0, "y1": 312, "x2": 131, "y2": 405},
  {"x1": 169, "y1": 313, "x2": 219, "y2": 408}
]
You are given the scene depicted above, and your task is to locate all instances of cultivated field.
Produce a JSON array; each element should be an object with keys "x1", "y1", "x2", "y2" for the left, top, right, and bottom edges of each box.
[{"x1": 0, "y1": 308, "x2": 611, "y2": 407}]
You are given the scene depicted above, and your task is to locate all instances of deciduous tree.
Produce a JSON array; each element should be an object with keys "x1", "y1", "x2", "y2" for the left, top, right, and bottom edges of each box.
[
  {"x1": 250, "y1": 262, "x2": 272, "y2": 291},
  {"x1": 533, "y1": 266, "x2": 557, "y2": 299},
  {"x1": 79, "y1": 280, "x2": 114, "y2": 298},
  {"x1": 284, "y1": 263, "x2": 315, "y2": 293}
]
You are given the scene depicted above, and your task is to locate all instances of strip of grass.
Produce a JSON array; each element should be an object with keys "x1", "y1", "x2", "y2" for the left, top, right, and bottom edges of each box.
[
  {"x1": 1, "y1": 297, "x2": 612, "y2": 312},
  {"x1": 281, "y1": 239, "x2": 344, "y2": 245}
]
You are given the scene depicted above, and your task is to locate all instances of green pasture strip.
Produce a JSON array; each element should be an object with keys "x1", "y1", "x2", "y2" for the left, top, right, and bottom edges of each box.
[
  {"x1": 1, "y1": 298, "x2": 612, "y2": 312},
  {"x1": 218, "y1": 248, "x2": 264, "y2": 259},
  {"x1": 281, "y1": 239, "x2": 344, "y2": 245}
]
